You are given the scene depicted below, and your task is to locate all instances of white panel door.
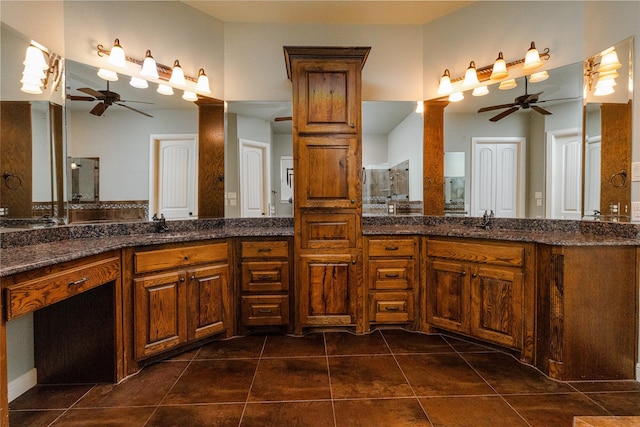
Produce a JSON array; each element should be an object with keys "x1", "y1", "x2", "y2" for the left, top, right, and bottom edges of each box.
[
  {"x1": 239, "y1": 139, "x2": 270, "y2": 217},
  {"x1": 495, "y1": 144, "x2": 518, "y2": 218},
  {"x1": 149, "y1": 134, "x2": 198, "y2": 220},
  {"x1": 546, "y1": 129, "x2": 582, "y2": 220},
  {"x1": 471, "y1": 144, "x2": 496, "y2": 217}
]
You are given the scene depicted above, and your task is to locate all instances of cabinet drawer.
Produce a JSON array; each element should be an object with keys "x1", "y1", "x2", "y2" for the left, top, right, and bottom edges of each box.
[
  {"x1": 241, "y1": 240, "x2": 289, "y2": 258},
  {"x1": 369, "y1": 291, "x2": 414, "y2": 323},
  {"x1": 5, "y1": 255, "x2": 120, "y2": 320},
  {"x1": 242, "y1": 261, "x2": 290, "y2": 293},
  {"x1": 134, "y1": 242, "x2": 228, "y2": 274},
  {"x1": 368, "y1": 259, "x2": 414, "y2": 290},
  {"x1": 241, "y1": 295, "x2": 289, "y2": 326},
  {"x1": 368, "y1": 238, "x2": 417, "y2": 257},
  {"x1": 427, "y1": 240, "x2": 524, "y2": 268}
]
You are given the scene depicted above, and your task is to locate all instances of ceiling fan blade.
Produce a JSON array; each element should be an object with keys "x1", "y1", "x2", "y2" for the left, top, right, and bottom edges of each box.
[
  {"x1": 119, "y1": 99, "x2": 155, "y2": 105},
  {"x1": 274, "y1": 116, "x2": 292, "y2": 122},
  {"x1": 489, "y1": 107, "x2": 519, "y2": 122},
  {"x1": 535, "y1": 97, "x2": 580, "y2": 104},
  {"x1": 524, "y1": 92, "x2": 543, "y2": 103},
  {"x1": 478, "y1": 103, "x2": 517, "y2": 113},
  {"x1": 90, "y1": 102, "x2": 108, "y2": 116},
  {"x1": 532, "y1": 106, "x2": 552, "y2": 115},
  {"x1": 68, "y1": 95, "x2": 96, "y2": 101},
  {"x1": 115, "y1": 102, "x2": 153, "y2": 118},
  {"x1": 78, "y1": 87, "x2": 106, "y2": 98}
]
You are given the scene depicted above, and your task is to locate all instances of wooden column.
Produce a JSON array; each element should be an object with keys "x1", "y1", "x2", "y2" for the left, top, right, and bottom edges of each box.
[
  {"x1": 196, "y1": 98, "x2": 225, "y2": 218},
  {"x1": 51, "y1": 103, "x2": 65, "y2": 218},
  {"x1": 423, "y1": 100, "x2": 448, "y2": 216}
]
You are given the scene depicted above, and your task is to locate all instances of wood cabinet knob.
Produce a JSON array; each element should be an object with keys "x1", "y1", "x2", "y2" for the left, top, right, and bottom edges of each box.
[
  {"x1": 461, "y1": 271, "x2": 466, "y2": 276},
  {"x1": 179, "y1": 277, "x2": 185, "y2": 282}
]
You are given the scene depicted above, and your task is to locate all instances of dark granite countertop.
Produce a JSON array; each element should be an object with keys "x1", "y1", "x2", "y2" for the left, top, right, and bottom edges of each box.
[{"x1": 1, "y1": 216, "x2": 639, "y2": 277}]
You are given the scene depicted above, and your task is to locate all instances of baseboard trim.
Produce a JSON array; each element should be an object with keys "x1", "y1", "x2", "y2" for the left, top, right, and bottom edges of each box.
[{"x1": 8, "y1": 369, "x2": 37, "y2": 402}]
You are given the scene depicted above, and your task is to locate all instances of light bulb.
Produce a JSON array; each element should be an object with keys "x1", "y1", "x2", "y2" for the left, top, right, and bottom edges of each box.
[{"x1": 140, "y1": 50, "x2": 159, "y2": 79}]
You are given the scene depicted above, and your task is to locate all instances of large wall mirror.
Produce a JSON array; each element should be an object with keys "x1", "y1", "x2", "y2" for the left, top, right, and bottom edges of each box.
[
  {"x1": 224, "y1": 101, "x2": 423, "y2": 217},
  {"x1": 0, "y1": 23, "x2": 65, "y2": 226}
]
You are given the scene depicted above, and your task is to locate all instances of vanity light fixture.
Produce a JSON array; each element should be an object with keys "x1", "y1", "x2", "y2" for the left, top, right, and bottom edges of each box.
[
  {"x1": 490, "y1": 52, "x2": 509, "y2": 80},
  {"x1": 598, "y1": 47, "x2": 622, "y2": 73},
  {"x1": 140, "y1": 50, "x2": 160, "y2": 79},
  {"x1": 462, "y1": 61, "x2": 479, "y2": 88},
  {"x1": 584, "y1": 47, "x2": 622, "y2": 97},
  {"x1": 528, "y1": 70, "x2": 549, "y2": 83},
  {"x1": 107, "y1": 39, "x2": 127, "y2": 69},
  {"x1": 169, "y1": 60, "x2": 186, "y2": 89},
  {"x1": 195, "y1": 68, "x2": 211, "y2": 94},
  {"x1": 20, "y1": 41, "x2": 63, "y2": 95},
  {"x1": 499, "y1": 79, "x2": 517, "y2": 90},
  {"x1": 437, "y1": 69, "x2": 454, "y2": 95},
  {"x1": 472, "y1": 85, "x2": 489, "y2": 96},
  {"x1": 523, "y1": 41, "x2": 543, "y2": 70}
]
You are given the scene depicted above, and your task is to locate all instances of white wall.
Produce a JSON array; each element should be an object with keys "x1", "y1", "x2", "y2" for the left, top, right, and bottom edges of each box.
[
  {"x1": 388, "y1": 112, "x2": 424, "y2": 202},
  {"x1": 362, "y1": 134, "x2": 388, "y2": 166}
]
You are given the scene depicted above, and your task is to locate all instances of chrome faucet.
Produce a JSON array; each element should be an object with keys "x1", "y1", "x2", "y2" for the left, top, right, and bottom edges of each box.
[
  {"x1": 152, "y1": 213, "x2": 169, "y2": 233},
  {"x1": 481, "y1": 210, "x2": 494, "y2": 230}
]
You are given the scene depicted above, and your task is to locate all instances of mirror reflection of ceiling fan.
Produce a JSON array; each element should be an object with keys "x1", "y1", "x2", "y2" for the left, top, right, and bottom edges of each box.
[
  {"x1": 477, "y1": 76, "x2": 572, "y2": 122},
  {"x1": 67, "y1": 81, "x2": 154, "y2": 117}
]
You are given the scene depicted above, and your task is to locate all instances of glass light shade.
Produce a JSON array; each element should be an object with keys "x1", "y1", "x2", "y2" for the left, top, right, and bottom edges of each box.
[
  {"x1": 21, "y1": 83, "x2": 43, "y2": 94},
  {"x1": 415, "y1": 100, "x2": 424, "y2": 114},
  {"x1": 140, "y1": 50, "x2": 159, "y2": 79},
  {"x1": 528, "y1": 71, "x2": 549, "y2": 83},
  {"x1": 20, "y1": 74, "x2": 44, "y2": 86},
  {"x1": 182, "y1": 90, "x2": 198, "y2": 102},
  {"x1": 472, "y1": 86, "x2": 489, "y2": 96},
  {"x1": 97, "y1": 68, "x2": 118, "y2": 81},
  {"x1": 597, "y1": 69, "x2": 619, "y2": 81},
  {"x1": 448, "y1": 91, "x2": 464, "y2": 102},
  {"x1": 462, "y1": 61, "x2": 479, "y2": 88},
  {"x1": 169, "y1": 60, "x2": 186, "y2": 89},
  {"x1": 195, "y1": 69, "x2": 211, "y2": 94},
  {"x1": 22, "y1": 64, "x2": 47, "y2": 79},
  {"x1": 157, "y1": 83, "x2": 174, "y2": 95},
  {"x1": 598, "y1": 49, "x2": 622, "y2": 73},
  {"x1": 130, "y1": 76, "x2": 148, "y2": 89},
  {"x1": 490, "y1": 52, "x2": 509, "y2": 80},
  {"x1": 107, "y1": 39, "x2": 127, "y2": 69},
  {"x1": 594, "y1": 84, "x2": 615, "y2": 96},
  {"x1": 23, "y1": 45, "x2": 48, "y2": 70},
  {"x1": 596, "y1": 78, "x2": 617, "y2": 89},
  {"x1": 437, "y1": 69, "x2": 454, "y2": 95},
  {"x1": 523, "y1": 41, "x2": 543, "y2": 71},
  {"x1": 499, "y1": 79, "x2": 517, "y2": 90}
]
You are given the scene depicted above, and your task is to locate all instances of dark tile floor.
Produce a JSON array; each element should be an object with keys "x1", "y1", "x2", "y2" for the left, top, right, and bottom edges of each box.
[{"x1": 9, "y1": 330, "x2": 640, "y2": 426}]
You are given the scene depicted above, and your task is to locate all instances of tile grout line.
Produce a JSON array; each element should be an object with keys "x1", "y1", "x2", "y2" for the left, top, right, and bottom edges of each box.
[
  {"x1": 237, "y1": 334, "x2": 268, "y2": 427},
  {"x1": 45, "y1": 383, "x2": 99, "y2": 427},
  {"x1": 379, "y1": 330, "x2": 435, "y2": 427},
  {"x1": 324, "y1": 332, "x2": 338, "y2": 427}
]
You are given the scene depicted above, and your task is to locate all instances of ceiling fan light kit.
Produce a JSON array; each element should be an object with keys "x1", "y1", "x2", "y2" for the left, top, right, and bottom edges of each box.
[{"x1": 436, "y1": 40, "x2": 551, "y2": 99}]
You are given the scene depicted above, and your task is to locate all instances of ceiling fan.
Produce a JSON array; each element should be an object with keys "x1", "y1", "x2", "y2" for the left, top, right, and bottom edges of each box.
[
  {"x1": 477, "y1": 76, "x2": 557, "y2": 122},
  {"x1": 67, "y1": 81, "x2": 153, "y2": 117}
]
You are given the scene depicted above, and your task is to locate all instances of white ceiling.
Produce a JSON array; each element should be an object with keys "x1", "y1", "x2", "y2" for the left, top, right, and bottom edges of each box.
[{"x1": 180, "y1": 1, "x2": 473, "y2": 25}]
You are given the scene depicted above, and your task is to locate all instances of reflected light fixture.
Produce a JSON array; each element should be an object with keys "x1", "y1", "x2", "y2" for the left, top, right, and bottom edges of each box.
[
  {"x1": 20, "y1": 41, "x2": 63, "y2": 95},
  {"x1": 157, "y1": 83, "x2": 174, "y2": 95},
  {"x1": 523, "y1": 41, "x2": 543, "y2": 70},
  {"x1": 598, "y1": 47, "x2": 622, "y2": 73},
  {"x1": 97, "y1": 68, "x2": 118, "y2": 81},
  {"x1": 529, "y1": 70, "x2": 549, "y2": 83},
  {"x1": 130, "y1": 76, "x2": 149, "y2": 89},
  {"x1": 490, "y1": 52, "x2": 509, "y2": 80},
  {"x1": 107, "y1": 39, "x2": 127, "y2": 69},
  {"x1": 499, "y1": 79, "x2": 517, "y2": 90},
  {"x1": 23, "y1": 44, "x2": 49, "y2": 71},
  {"x1": 195, "y1": 68, "x2": 211, "y2": 94},
  {"x1": 472, "y1": 86, "x2": 489, "y2": 96},
  {"x1": 449, "y1": 91, "x2": 464, "y2": 102},
  {"x1": 169, "y1": 60, "x2": 186, "y2": 89},
  {"x1": 462, "y1": 61, "x2": 479, "y2": 88},
  {"x1": 140, "y1": 50, "x2": 159, "y2": 79},
  {"x1": 415, "y1": 100, "x2": 424, "y2": 114},
  {"x1": 437, "y1": 69, "x2": 453, "y2": 95},
  {"x1": 182, "y1": 90, "x2": 198, "y2": 102}
]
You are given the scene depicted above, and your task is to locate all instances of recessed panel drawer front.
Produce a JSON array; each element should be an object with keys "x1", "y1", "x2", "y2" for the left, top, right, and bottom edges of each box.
[
  {"x1": 300, "y1": 212, "x2": 358, "y2": 249},
  {"x1": 368, "y1": 238, "x2": 416, "y2": 257},
  {"x1": 5, "y1": 255, "x2": 120, "y2": 320},
  {"x1": 241, "y1": 295, "x2": 289, "y2": 326},
  {"x1": 241, "y1": 261, "x2": 290, "y2": 293},
  {"x1": 241, "y1": 240, "x2": 289, "y2": 259},
  {"x1": 134, "y1": 242, "x2": 228, "y2": 274},
  {"x1": 369, "y1": 291, "x2": 414, "y2": 323},
  {"x1": 368, "y1": 259, "x2": 414, "y2": 290},
  {"x1": 427, "y1": 240, "x2": 524, "y2": 268}
]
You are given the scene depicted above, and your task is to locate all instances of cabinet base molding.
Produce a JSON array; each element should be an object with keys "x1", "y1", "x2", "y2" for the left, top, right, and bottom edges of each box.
[{"x1": 8, "y1": 368, "x2": 37, "y2": 403}]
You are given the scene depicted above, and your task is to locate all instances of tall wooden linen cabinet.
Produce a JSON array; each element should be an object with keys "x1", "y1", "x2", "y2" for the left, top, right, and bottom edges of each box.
[{"x1": 284, "y1": 46, "x2": 370, "y2": 333}]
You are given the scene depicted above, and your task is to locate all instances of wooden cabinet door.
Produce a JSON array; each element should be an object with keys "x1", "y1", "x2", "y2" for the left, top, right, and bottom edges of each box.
[
  {"x1": 297, "y1": 136, "x2": 360, "y2": 209},
  {"x1": 299, "y1": 253, "x2": 357, "y2": 326},
  {"x1": 293, "y1": 60, "x2": 359, "y2": 134},
  {"x1": 470, "y1": 266, "x2": 523, "y2": 349},
  {"x1": 426, "y1": 259, "x2": 469, "y2": 333},
  {"x1": 187, "y1": 264, "x2": 231, "y2": 341},
  {"x1": 134, "y1": 271, "x2": 187, "y2": 359}
]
